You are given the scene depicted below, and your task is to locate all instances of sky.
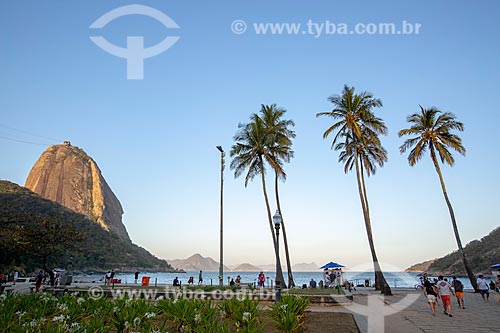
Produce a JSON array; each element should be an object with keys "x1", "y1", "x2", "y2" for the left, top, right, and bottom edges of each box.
[{"x1": 1, "y1": 0, "x2": 499, "y2": 271}]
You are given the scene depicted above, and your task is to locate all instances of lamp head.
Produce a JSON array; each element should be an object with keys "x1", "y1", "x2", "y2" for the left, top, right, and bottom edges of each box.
[{"x1": 273, "y1": 210, "x2": 282, "y2": 228}]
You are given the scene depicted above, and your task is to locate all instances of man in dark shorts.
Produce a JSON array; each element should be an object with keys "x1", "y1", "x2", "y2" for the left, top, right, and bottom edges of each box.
[
  {"x1": 451, "y1": 276, "x2": 465, "y2": 309},
  {"x1": 477, "y1": 274, "x2": 489, "y2": 301}
]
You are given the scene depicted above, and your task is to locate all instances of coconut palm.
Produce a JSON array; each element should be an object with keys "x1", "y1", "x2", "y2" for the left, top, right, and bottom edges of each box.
[
  {"x1": 316, "y1": 85, "x2": 392, "y2": 295},
  {"x1": 398, "y1": 106, "x2": 477, "y2": 291},
  {"x1": 230, "y1": 114, "x2": 287, "y2": 287},
  {"x1": 259, "y1": 104, "x2": 296, "y2": 287}
]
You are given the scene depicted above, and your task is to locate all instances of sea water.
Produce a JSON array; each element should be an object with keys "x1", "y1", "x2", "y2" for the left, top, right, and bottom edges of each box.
[{"x1": 78, "y1": 271, "x2": 481, "y2": 290}]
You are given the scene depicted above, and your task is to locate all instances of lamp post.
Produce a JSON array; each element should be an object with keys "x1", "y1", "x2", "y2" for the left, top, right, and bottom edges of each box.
[
  {"x1": 273, "y1": 210, "x2": 282, "y2": 303},
  {"x1": 216, "y1": 146, "x2": 225, "y2": 286}
]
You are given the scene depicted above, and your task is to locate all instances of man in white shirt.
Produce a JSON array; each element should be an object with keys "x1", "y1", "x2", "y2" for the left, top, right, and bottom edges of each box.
[
  {"x1": 477, "y1": 274, "x2": 490, "y2": 302},
  {"x1": 436, "y1": 275, "x2": 455, "y2": 317}
]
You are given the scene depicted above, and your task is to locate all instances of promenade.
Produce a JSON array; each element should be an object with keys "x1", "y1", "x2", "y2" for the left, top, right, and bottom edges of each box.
[{"x1": 311, "y1": 288, "x2": 500, "y2": 332}]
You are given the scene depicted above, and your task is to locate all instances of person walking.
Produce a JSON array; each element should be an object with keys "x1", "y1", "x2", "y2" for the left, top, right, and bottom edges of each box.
[
  {"x1": 198, "y1": 270, "x2": 203, "y2": 285},
  {"x1": 436, "y1": 275, "x2": 455, "y2": 317},
  {"x1": 423, "y1": 277, "x2": 439, "y2": 316},
  {"x1": 477, "y1": 274, "x2": 489, "y2": 302},
  {"x1": 494, "y1": 275, "x2": 500, "y2": 302},
  {"x1": 451, "y1": 276, "x2": 465, "y2": 309},
  {"x1": 105, "y1": 271, "x2": 111, "y2": 286},
  {"x1": 134, "y1": 271, "x2": 140, "y2": 284},
  {"x1": 258, "y1": 272, "x2": 265, "y2": 288},
  {"x1": 35, "y1": 270, "x2": 44, "y2": 292}
]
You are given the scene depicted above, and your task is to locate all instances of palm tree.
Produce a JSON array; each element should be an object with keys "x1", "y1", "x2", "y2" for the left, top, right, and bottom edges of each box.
[
  {"x1": 398, "y1": 106, "x2": 477, "y2": 291},
  {"x1": 230, "y1": 114, "x2": 287, "y2": 287},
  {"x1": 259, "y1": 104, "x2": 296, "y2": 287},
  {"x1": 316, "y1": 85, "x2": 392, "y2": 295}
]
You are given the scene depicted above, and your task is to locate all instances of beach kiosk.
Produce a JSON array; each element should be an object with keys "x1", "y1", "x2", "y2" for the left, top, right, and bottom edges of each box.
[{"x1": 320, "y1": 262, "x2": 345, "y2": 288}]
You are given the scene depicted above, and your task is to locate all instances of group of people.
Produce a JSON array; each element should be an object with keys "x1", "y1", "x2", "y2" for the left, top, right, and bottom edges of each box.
[
  {"x1": 173, "y1": 270, "x2": 204, "y2": 287},
  {"x1": 104, "y1": 270, "x2": 116, "y2": 285},
  {"x1": 423, "y1": 274, "x2": 500, "y2": 317},
  {"x1": 323, "y1": 269, "x2": 342, "y2": 288},
  {"x1": 477, "y1": 273, "x2": 500, "y2": 302},
  {"x1": 229, "y1": 275, "x2": 242, "y2": 287},
  {"x1": 423, "y1": 275, "x2": 462, "y2": 317}
]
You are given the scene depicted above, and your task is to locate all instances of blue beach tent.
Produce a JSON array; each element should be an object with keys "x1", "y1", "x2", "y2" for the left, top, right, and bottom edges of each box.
[
  {"x1": 490, "y1": 263, "x2": 500, "y2": 269},
  {"x1": 320, "y1": 262, "x2": 345, "y2": 269}
]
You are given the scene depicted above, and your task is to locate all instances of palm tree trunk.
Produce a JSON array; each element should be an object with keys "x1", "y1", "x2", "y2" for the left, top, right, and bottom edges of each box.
[
  {"x1": 430, "y1": 147, "x2": 478, "y2": 291},
  {"x1": 275, "y1": 171, "x2": 295, "y2": 288},
  {"x1": 360, "y1": 163, "x2": 369, "y2": 213},
  {"x1": 259, "y1": 156, "x2": 286, "y2": 288},
  {"x1": 355, "y1": 153, "x2": 392, "y2": 295}
]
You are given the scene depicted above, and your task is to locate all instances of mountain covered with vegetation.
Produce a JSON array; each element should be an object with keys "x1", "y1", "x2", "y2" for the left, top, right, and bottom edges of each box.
[
  {"x1": 0, "y1": 180, "x2": 178, "y2": 273},
  {"x1": 407, "y1": 227, "x2": 500, "y2": 275}
]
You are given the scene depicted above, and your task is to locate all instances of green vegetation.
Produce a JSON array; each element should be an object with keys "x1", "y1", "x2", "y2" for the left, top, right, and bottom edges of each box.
[
  {"x1": 0, "y1": 293, "x2": 311, "y2": 333},
  {"x1": 398, "y1": 106, "x2": 477, "y2": 290},
  {"x1": 427, "y1": 227, "x2": 500, "y2": 274},
  {"x1": 270, "y1": 295, "x2": 309, "y2": 333},
  {"x1": 0, "y1": 180, "x2": 176, "y2": 274},
  {"x1": 316, "y1": 85, "x2": 392, "y2": 295}
]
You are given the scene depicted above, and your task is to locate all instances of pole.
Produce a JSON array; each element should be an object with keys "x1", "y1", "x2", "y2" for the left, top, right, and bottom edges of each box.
[
  {"x1": 217, "y1": 146, "x2": 225, "y2": 287},
  {"x1": 275, "y1": 223, "x2": 282, "y2": 303}
]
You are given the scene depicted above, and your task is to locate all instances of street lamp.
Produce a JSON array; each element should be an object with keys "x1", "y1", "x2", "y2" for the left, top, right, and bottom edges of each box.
[
  {"x1": 216, "y1": 146, "x2": 225, "y2": 286},
  {"x1": 273, "y1": 210, "x2": 282, "y2": 303}
]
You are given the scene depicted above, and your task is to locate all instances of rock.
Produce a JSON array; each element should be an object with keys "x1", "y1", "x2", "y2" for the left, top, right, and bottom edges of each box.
[{"x1": 25, "y1": 142, "x2": 130, "y2": 242}]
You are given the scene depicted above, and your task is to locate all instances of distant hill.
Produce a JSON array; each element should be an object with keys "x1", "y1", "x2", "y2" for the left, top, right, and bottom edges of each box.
[
  {"x1": 232, "y1": 263, "x2": 262, "y2": 272},
  {"x1": 407, "y1": 226, "x2": 500, "y2": 275},
  {"x1": 170, "y1": 253, "x2": 231, "y2": 272},
  {"x1": 405, "y1": 259, "x2": 436, "y2": 272},
  {"x1": 259, "y1": 264, "x2": 287, "y2": 272},
  {"x1": 293, "y1": 262, "x2": 320, "y2": 272},
  {"x1": 0, "y1": 180, "x2": 178, "y2": 273}
]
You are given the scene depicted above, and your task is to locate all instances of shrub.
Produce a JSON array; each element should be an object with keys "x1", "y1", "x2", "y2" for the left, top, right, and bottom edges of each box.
[{"x1": 270, "y1": 295, "x2": 309, "y2": 333}]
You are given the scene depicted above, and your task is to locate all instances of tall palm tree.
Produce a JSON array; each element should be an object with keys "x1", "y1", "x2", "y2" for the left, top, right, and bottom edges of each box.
[
  {"x1": 230, "y1": 114, "x2": 287, "y2": 287},
  {"x1": 316, "y1": 85, "x2": 392, "y2": 295},
  {"x1": 398, "y1": 106, "x2": 477, "y2": 291},
  {"x1": 259, "y1": 104, "x2": 296, "y2": 287}
]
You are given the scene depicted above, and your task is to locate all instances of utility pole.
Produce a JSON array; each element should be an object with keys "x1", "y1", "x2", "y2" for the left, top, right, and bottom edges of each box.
[{"x1": 216, "y1": 146, "x2": 225, "y2": 286}]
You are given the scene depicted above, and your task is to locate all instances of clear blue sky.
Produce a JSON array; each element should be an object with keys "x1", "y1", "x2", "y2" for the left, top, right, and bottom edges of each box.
[{"x1": 1, "y1": 0, "x2": 499, "y2": 270}]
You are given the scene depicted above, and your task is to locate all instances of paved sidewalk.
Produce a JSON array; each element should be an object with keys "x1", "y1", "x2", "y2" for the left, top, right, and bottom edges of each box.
[{"x1": 310, "y1": 289, "x2": 500, "y2": 332}]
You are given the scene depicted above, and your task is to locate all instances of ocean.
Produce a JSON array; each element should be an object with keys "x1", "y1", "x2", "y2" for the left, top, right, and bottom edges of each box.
[{"x1": 77, "y1": 271, "x2": 483, "y2": 290}]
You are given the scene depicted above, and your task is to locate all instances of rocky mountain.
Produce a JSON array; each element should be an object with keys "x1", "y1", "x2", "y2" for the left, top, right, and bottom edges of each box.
[
  {"x1": 25, "y1": 142, "x2": 130, "y2": 241},
  {"x1": 292, "y1": 262, "x2": 320, "y2": 272},
  {"x1": 0, "y1": 180, "x2": 178, "y2": 272},
  {"x1": 170, "y1": 253, "x2": 231, "y2": 272},
  {"x1": 231, "y1": 263, "x2": 262, "y2": 272},
  {"x1": 407, "y1": 226, "x2": 500, "y2": 275}
]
